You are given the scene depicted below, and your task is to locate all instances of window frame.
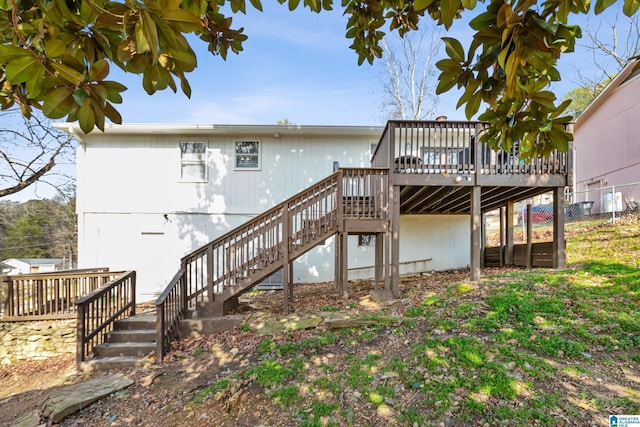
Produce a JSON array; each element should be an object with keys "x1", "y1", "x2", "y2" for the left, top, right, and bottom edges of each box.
[
  {"x1": 234, "y1": 140, "x2": 261, "y2": 171},
  {"x1": 179, "y1": 140, "x2": 208, "y2": 183}
]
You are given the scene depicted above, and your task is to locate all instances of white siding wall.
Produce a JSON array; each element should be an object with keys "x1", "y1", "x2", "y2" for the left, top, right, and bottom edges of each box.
[{"x1": 77, "y1": 128, "x2": 471, "y2": 300}]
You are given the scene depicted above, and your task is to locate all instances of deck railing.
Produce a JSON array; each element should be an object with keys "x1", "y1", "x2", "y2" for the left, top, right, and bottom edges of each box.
[
  {"x1": 373, "y1": 120, "x2": 569, "y2": 176},
  {"x1": 1, "y1": 268, "x2": 115, "y2": 321},
  {"x1": 175, "y1": 168, "x2": 389, "y2": 313},
  {"x1": 75, "y1": 271, "x2": 136, "y2": 365},
  {"x1": 155, "y1": 268, "x2": 186, "y2": 363}
]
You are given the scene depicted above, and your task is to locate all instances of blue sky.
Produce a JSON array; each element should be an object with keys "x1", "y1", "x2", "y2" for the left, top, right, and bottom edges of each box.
[{"x1": 105, "y1": 3, "x2": 632, "y2": 126}]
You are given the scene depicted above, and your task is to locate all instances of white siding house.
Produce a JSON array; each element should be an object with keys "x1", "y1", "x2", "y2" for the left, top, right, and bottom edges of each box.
[{"x1": 62, "y1": 123, "x2": 471, "y2": 300}]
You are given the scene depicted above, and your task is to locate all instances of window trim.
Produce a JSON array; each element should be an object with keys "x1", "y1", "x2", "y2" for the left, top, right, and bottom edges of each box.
[
  {"x1": 179, "y1": 140, "x2": 208, "y2": 183},
  {"x1": 234, "y1": 140, "x2": 261, "y2": 171}
]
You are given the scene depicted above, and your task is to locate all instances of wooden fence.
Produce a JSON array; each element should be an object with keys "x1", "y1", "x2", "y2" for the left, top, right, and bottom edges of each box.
[{"x1": 1, "y1": 268, "x2": 116, "y2": 321}]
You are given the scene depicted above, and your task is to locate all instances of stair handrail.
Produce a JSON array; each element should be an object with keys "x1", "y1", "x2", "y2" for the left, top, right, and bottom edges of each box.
[
  {"x1": 155, "y1": 268, "x2": 186, "y2": 363},
  {"x1": 180, "y1": 171, "x2": 342, "y2": 308},
  {"x1": 75, "y1": 271, "x2": 136, "y2": 368}
]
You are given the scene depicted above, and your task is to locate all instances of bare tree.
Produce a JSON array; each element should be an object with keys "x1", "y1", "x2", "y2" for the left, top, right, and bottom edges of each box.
[
  {"x1": 378, "y1": 26, "x2": 443, "y2": 121},
  {"x1": 572, "y1": 13, "x2": 640, "y2": 92},
  {"x1": 0, "y1": 108, "x2": 76, "y2": 199}
]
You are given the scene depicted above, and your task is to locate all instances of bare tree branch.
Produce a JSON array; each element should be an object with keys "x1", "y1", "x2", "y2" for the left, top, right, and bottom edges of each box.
[
  {"x1": 378, "y1": 26, "x2": 443, "y2": 121},
  {"x1": 0, "y1": 108, "x2": 75, "y2": 199}
]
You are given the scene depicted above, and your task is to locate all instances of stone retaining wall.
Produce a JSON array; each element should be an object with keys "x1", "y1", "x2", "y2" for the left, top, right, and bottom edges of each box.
[{"x1": 0, "y1": 320, "x2": 76, "y2": 362}]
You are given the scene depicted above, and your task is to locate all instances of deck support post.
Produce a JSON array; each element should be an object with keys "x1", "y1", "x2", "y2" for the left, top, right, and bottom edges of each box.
[
  {"x1": 390, "y1": 185, "x2": 401, "y2": 297},
  {"x1": 499, "y1": 206, "x2": 505, "y2": 266},
  {"x1": 526, "y1": 204, "x2": 533, "y2": 269},
  {"x1": 374, "y1": 233, "x2": 383, "y2": 289},
  {"x1": 505, "y1": 200, "x2": 514, "y2": 265},
  {"x1": 553, "y1": 186, "x2": 566, "y2": 269},
  {"x1": 340, "y1": 231, "x2": 349, "y2": 305},
  {"x1": 470, "y1": 186, "x2": 481, "y2": 282}
]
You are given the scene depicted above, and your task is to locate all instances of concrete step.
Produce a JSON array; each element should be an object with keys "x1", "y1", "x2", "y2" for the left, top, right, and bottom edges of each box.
[
  {"x1": 79, "y1": 356, "x2": 152, "y2": 372},
  {"x1": 107, "y1": 329, "x2": 156, "y2": 343},
  {"x1": 177, "y1": 314, "x2": 246, "y2": 338},
  {"x1": 93, "y1": 342, "x2": 155, "y2": 358},
  {"x1": 113, "y1": 312, "x2": 156, "y2": 330}
]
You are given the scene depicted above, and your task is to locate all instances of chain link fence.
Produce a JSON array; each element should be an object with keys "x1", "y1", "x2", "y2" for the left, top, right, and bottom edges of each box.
[{"x1": 485, "y1": 182, "x2": 640, "y2": 246}]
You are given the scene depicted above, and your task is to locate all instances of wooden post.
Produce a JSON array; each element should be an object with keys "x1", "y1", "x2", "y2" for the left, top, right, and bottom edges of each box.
[
  {"x1": 481, "y1": 212, "x2": 487, "y2": 268},
  {"x1": 470, "y1": 186, "x2": 481, "y2": 282},
  {"x1": 390, "y1": 185, "x2": 401, "y2": 297},
  {"x1": 526, "y1": 204, "x2": 533, "y2": 269},
  {"x1": 282, "y1": 205, "x2": 290, "y2": 315},
  {"x1": 374, "y1": 233, "x2": 383, "y2": 290},
  {"x1": 553, "y1": 186, "x2": 566, "y2": 269},
  {"x1": 76, "y1": 303, "x2": 86, "y2": 365},
  {"x1": 206, "y1": 244, "x2": 214, "y2": 307},
  {"x1": 505, "y1": 200, "x2": 514, "y2": 265},
  {"x1": 340, "y1": 231, "x2": 349, "y2": 304},
  {"x1": 288, "y1": 261, "x2": 294, "y2": 301},
  {"x1": 499, "y1": 206, "x2": 505, "y2": 266}
]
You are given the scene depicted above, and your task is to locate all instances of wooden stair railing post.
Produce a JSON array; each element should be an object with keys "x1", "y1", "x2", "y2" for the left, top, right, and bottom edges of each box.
[
  {"x1": 206, "y1": 244, "x2": 214, "y2": 306},
  {"x1": 76, "y1": 302, "x2": 86, "y2": 365},
  {"x1": 180, "y1": 259, "x2": 188, "y2": 312},
  {"x1": 282, "y1": 204, "x2": 290, "y2": 314}
]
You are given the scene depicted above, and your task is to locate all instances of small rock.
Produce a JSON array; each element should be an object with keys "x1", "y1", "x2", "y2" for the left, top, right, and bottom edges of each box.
[
  {"x1": 376, "y1": 403, "x2": 393, "y2": 417},
  {"x1": 434, "y1": 400, "x2": 443, "y2": 407},
  {"x1": 229, "y1": 348, "x2": 239, "y2": 356},
  {"x1": 558, "y1": 350, "x2": 564, "y2": 358},
  {"x1": 505, "y1": 361, "x2": 516, "y2": 370}
]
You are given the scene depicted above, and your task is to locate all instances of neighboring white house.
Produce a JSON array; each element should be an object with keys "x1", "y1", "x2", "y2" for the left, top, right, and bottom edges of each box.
[
  {"x1": 60, "y1": 123, "x2": 472, "y2": 301},
  {"x1": 2, "y1": 258, "x2": 63, "y2": 275}
]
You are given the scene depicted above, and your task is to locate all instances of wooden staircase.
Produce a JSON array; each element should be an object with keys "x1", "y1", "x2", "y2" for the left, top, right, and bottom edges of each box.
[
  {"x1": 178, "y1": 168, "x2": 390, "y2": 315},
  {"x1": 80, "y1": 312, "x2": 156, "y2": 370}
]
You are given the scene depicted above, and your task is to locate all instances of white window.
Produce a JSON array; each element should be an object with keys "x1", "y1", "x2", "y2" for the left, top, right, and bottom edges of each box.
[
  {"x1": 180, "y1": 141, "x2": 207, "y2": 182},
  {"x1": 235, "y1": 140, "x2": 261, "y2": 170}
]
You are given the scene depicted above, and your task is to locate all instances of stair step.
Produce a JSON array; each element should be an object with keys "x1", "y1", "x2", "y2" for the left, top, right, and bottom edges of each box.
[
  {"x1": 178, "y1": 315, "x2": 245, "y2": 338},
  {"x1": 93, "y1": 342, "x2": 155, "y2": 358},
  {"x1": 107, "y1": 329, "x2": 156, "y2": 343},
  {"x1": 79, "y1": 356, "x2": 152, "y2": 372},
  {"x1": 114, "y1": 312, "x2": 156, "y2": 330}
]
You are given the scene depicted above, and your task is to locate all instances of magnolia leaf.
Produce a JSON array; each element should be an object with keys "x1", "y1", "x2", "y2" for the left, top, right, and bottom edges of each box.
[
  {"x1": 0, "y1": 45, "x2": 29, "y2": 63},
  {"x1": 461, "y1": 0, "x2": 476, "y2": 9},
  {"x1": 93, "y1": 101, "x2": 105, "y2": 131},
  {"x1": 288, "y1": 0, "x2": 300, "y2": 10},
  {"x1": 4, "y1": 56, "x2": 40, "y2": 84},
  {"x1": 249, "y1": 0, "x2": 263, "y2": 10},
  {"x1": 162, "y1": 9, "x2": 203, "y2": 31},
  {"x1": 89, "y1": 59, "x2": 110, "y2": 82},
  {"x1": 141, "y1": 11, "x2": 159, "y2": 59},
  {"x1": 44, "y1": 38, "x2": 67, "y2": 57},
  {"x1": 51, "y1": 61, "x2": 85, "y2": 85},
  {"x1": 442, "y1": 37, "x2": 465, "y2": 62},
  {"x1": 104, "y1": 101, "x2": 122, "y2": 124},
  {"x1": 465, "y1": 91, "x2": 482, "y2": 119},
  {"x1": 623, "y1": 0, "x2": 640, "y2": 15},
  {"x1": 441, "y1": 0, "x2": 461, "y2": 29},
  {"x1": 135, "y1": 16, "x2": 150, "y2": 54},
  {"x1": 414, "y1": 0, "x2": 435, "y2": 10},
  {"x1": 469, "y1": 11, "x2": 496, "y2": 31},
  {"x1": 25, "y1": 62, "x2": 45, "y2": 99},
  {"x1": 77, "y1": 99, "x2": 96, "y2": 133},
  {"x1": 42, "y1": 86, "x2": 76, "y2": 118}
]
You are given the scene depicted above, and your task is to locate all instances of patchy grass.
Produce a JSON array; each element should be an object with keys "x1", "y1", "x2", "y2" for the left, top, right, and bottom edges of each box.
[{"x1": 49, "y1": 218, "x2": 640, "y2": 427}]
